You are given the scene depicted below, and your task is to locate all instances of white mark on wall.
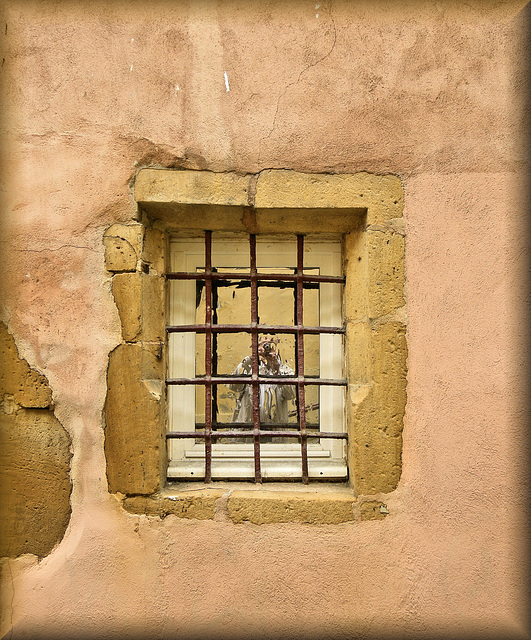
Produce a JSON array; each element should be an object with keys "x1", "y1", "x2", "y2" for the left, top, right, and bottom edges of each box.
[
  {"x1": 130, "y1": 64, "x2": 133, "y2": 72},
  {"x1": 224, "y1": 71, "x2": 230, "y2": 92},
  {"x1": 131, "y1": 38, "x2": 134, "y2": 42},
  {"x1": 316, "y1": 13, "x2": 319, "y2": 18},
  {"x1": 175, "y1": 84, "x2": 180, "y2": 95}
]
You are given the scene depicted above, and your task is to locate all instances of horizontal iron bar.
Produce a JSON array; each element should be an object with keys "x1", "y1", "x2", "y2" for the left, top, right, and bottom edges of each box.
[
  {"x1": 166, "y1": 271, "x2": 345, "y2": 284},
  {"x1": 166, "y1": 430, "x2": 348, "y2": 439},
  {"x1": 166, "y1": 376, "x2": 348, "y2": 386},
  {"x1": 167, "y1": 323, "x2": 345, "y2": 335},
  {"x1": 194, "y1": 422, "x2": 320, "y2": 429}
]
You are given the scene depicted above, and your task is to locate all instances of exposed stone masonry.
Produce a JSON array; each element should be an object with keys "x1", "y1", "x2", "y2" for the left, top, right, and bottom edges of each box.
[{"x1": 0, "y1": 323, "x2": 72, "y2": 558}]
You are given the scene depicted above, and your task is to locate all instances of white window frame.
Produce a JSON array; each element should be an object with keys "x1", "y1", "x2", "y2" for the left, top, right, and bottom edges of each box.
[{"x1": 167, "y1": 234, "x2": 346, "y2": 480}]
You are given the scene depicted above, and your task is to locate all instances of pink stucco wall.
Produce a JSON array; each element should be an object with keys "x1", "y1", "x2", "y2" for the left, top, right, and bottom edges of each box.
[{"x1": 1, "y1": 1, "x2": 529, "y2": 638}]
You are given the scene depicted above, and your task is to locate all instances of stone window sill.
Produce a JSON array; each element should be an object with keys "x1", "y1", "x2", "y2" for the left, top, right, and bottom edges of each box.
[{"x1": 121, "y1": 482, "x2": 389, "y2": 524}]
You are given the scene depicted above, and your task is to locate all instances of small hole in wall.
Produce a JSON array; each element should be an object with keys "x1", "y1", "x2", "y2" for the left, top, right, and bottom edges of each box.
[
  {"x1": 141, "y1": 262, "x2": 150, "y2": 274},
  {"x1": 358, "y1": 256, "x2": 362, "y2": 261}
]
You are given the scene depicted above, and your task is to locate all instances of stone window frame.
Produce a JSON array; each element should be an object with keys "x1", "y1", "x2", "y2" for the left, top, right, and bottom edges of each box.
[{"x1": 103, "y1": 169, "x2": 406, "y2": 524}]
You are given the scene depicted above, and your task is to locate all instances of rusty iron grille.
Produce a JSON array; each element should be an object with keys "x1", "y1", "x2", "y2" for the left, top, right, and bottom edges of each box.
[{"x1": 166, "y1": 232, "x2": 348, "y2": 483}]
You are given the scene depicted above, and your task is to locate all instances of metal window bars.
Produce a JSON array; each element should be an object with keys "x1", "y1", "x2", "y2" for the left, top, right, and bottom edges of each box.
[{"x1": 166, "y1": 232, "x2": 348, "y2": 483}]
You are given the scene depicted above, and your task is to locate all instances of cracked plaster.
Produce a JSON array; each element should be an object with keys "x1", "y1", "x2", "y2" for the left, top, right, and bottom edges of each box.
[{"x1": 0, "y1": 1, "x2": 528, "y2": 637}]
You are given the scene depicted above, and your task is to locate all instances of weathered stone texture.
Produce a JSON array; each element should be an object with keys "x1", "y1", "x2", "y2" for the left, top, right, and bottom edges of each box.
[
  {"x1": 139, "y1": 275, "x2": 165, "y2": 342},
  {"x1": 142, "y1": 226, "x2": 165, "y2": 275},
  {"x1": 348, "y1": 323, "x2": 407, "y2": 495},
  {"x1": 103, "y1": 223, "x2": 143, "y2": 272},
  {"x1": 0, "y1": 323, "x2": 71, "y2": 558},
  {"x1": 123, "y1": 490, "x2": 224, "y2": 520},
  {"x1": 0, "y1": 324, "x2": 52, "y2": 408},
  {"x1": 358, "y1": 501, "x2": 389, "y2": 521},
  {"x1": 227, "y1": 490, "x2": 356, "y2": 525},
  {"x1": 112, "y1": 273, "x2": 142, "y2": 341},
  {"x1": 112, "y1": 273, "x2": 164, "y2": 342},
  {"x1": 367, "y1": 229, "x2": 405, "y2": 319},
  {"x1": 254, "y1": 171, "x2": 404, "y2": 224},
  {"x1": 135, "y1": 169, "x2": 250, "y2": 207},
  {"x1": 105, "y1": 343, "x2": 164, "y2": 495}
]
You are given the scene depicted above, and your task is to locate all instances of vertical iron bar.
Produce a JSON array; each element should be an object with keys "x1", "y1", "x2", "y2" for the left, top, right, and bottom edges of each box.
[
  {"x1": 211, "y1": 275, "x2": 219, "y2": 436},
  {"x1": 204, "y1": 231, "x2": 213, "y2": 482},
  {"x1": 250, "y1": 234, "x2": 262, "y2": 482},
  {"x1": 296, "y1": 235, "x2": 309, "y2": 483}
]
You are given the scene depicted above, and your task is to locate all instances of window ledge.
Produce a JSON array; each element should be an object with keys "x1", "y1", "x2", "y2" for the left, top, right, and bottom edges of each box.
[{"x1": 121, "y1": 483, "x2": 389, "y2": 525}]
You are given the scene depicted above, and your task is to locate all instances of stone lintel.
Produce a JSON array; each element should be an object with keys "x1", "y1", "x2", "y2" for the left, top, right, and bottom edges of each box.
[
  {"x1": 134, "y1": 169, "x2": 404, "y2": 228},
  {"x1": 135, "y1": 168, "x2": 250, "y2": 207}
]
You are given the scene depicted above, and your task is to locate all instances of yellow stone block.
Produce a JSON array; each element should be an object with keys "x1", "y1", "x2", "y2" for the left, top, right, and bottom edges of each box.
[
  {"x1": 358, "y1": 501, "x2": 389, "y2": 521},
  {"x1": 254, "y1": 170, "x2": 403, "y2": 225},
  {"x1": 123, "y1": 490, "x2": 224, "y2": 520},
  {"x1": 112, "y1": 273, "x2": 141, "y2": 341},
  {"x1": 139, "y1": 274, "x2": 165, "y2": 342},
  {"x1": 370, "y1": 322, "x2": 407, "y2": 399},
  {"x1": 142, "y1": 226, "x2": 165, "y2": 275},
  {"x1": 0, "y1": 323, "x2": 52, "y2": 409},
  {"x1": 135, "y1": 168, "x2": 250, "y2": 207},
  {"x1": 367, "y1": 229, "x2": 405, "y2": 318},
  {"x1": 112, "y1": 273, "x2": 165, "y2": 343},
  {"x1": 227, "y1": 490, "x2": 356, "y2": 525},
  {"x1": 343, "y1": 228, "x2": 368, "y2": 323},
  {"x1": 141, "y1": 342, "x2": 165, "y2": 381},
  {"x1": 103, "y1": 223, "x2": 143, "y2": 272},
  {"x1": 0, "y1": 408, "x2": 71, "y2": 557},
  {"x1": 105, "y1": 343, "x2": 163, "y2": 495},
  {"x1": 346, "y1": 322, "x2": 371, "y2": 383}
]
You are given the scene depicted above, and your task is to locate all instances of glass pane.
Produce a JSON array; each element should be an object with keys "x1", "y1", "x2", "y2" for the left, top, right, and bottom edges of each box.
[
  {"x1": 320, "y1": 333, "x2": 343, "y2": 380},
  {"x1": 215, "y1": 270, "x2": 251, "y2": 325},
  {"x1": 215, "y1": 333, "x2": 252, "y2": 376},
  {"x1": 195, "y1": 384, "x2": 205, "y2": 426},
  {"x1": 320, "y1": 282, "x2": 343, "y2": 327},
  {"x1": 257, "y1": 269, "x2": 295, "y2": 326},
  {"x1": 194, "y1": 333, "x2": 206, "y2": 377},
  {"x1": 255, "y1": 235, "x2": 297, "y2": 269},
  {"x1": 304, "y1": 334, "x2": 320, "y2": 377},
  {"x1": 303, "y1": 274, "x2": 319, "y2": 326},
  {"x1": 211, "y1": 233, "x2": 249, "y2": 269},
  {"x1": 304, "y1": 384, "x2": 320, "y2": 444}
]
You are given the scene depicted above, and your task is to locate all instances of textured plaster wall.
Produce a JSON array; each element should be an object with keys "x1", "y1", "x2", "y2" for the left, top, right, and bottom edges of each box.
[{"x1": 0, "y1": 1, "x2": 529, "y2": 639}]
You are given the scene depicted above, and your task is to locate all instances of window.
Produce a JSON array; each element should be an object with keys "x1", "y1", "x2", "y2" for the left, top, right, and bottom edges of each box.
[
  {"x1": 167, "y1": 232, "x2": 347, "y2": 482},
  {"x1": 104, "y1": 168, "x2": 406, "y2": 518}
]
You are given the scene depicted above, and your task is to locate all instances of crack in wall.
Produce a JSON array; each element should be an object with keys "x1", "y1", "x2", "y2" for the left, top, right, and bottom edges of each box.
[
  {"x1": 8, "y1": 244, "x2": 95, "y2": 253},
  {"x1": 258, "y1": 2, "x2": 337, "y2": 163}
]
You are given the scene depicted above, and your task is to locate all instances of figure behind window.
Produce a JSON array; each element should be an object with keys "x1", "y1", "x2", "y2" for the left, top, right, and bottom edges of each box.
[{"x1": 228, "y1": 336, "x2": 296, "y2": 425}]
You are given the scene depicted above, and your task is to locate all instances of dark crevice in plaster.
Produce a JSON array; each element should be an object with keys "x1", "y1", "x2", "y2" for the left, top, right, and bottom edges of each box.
[
  {"x1": 3, "y1": 244, "x2": 95, "y2": 253},
  {"x1": 258, "y1": 2, "x2": 337, "y2": 161}
]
